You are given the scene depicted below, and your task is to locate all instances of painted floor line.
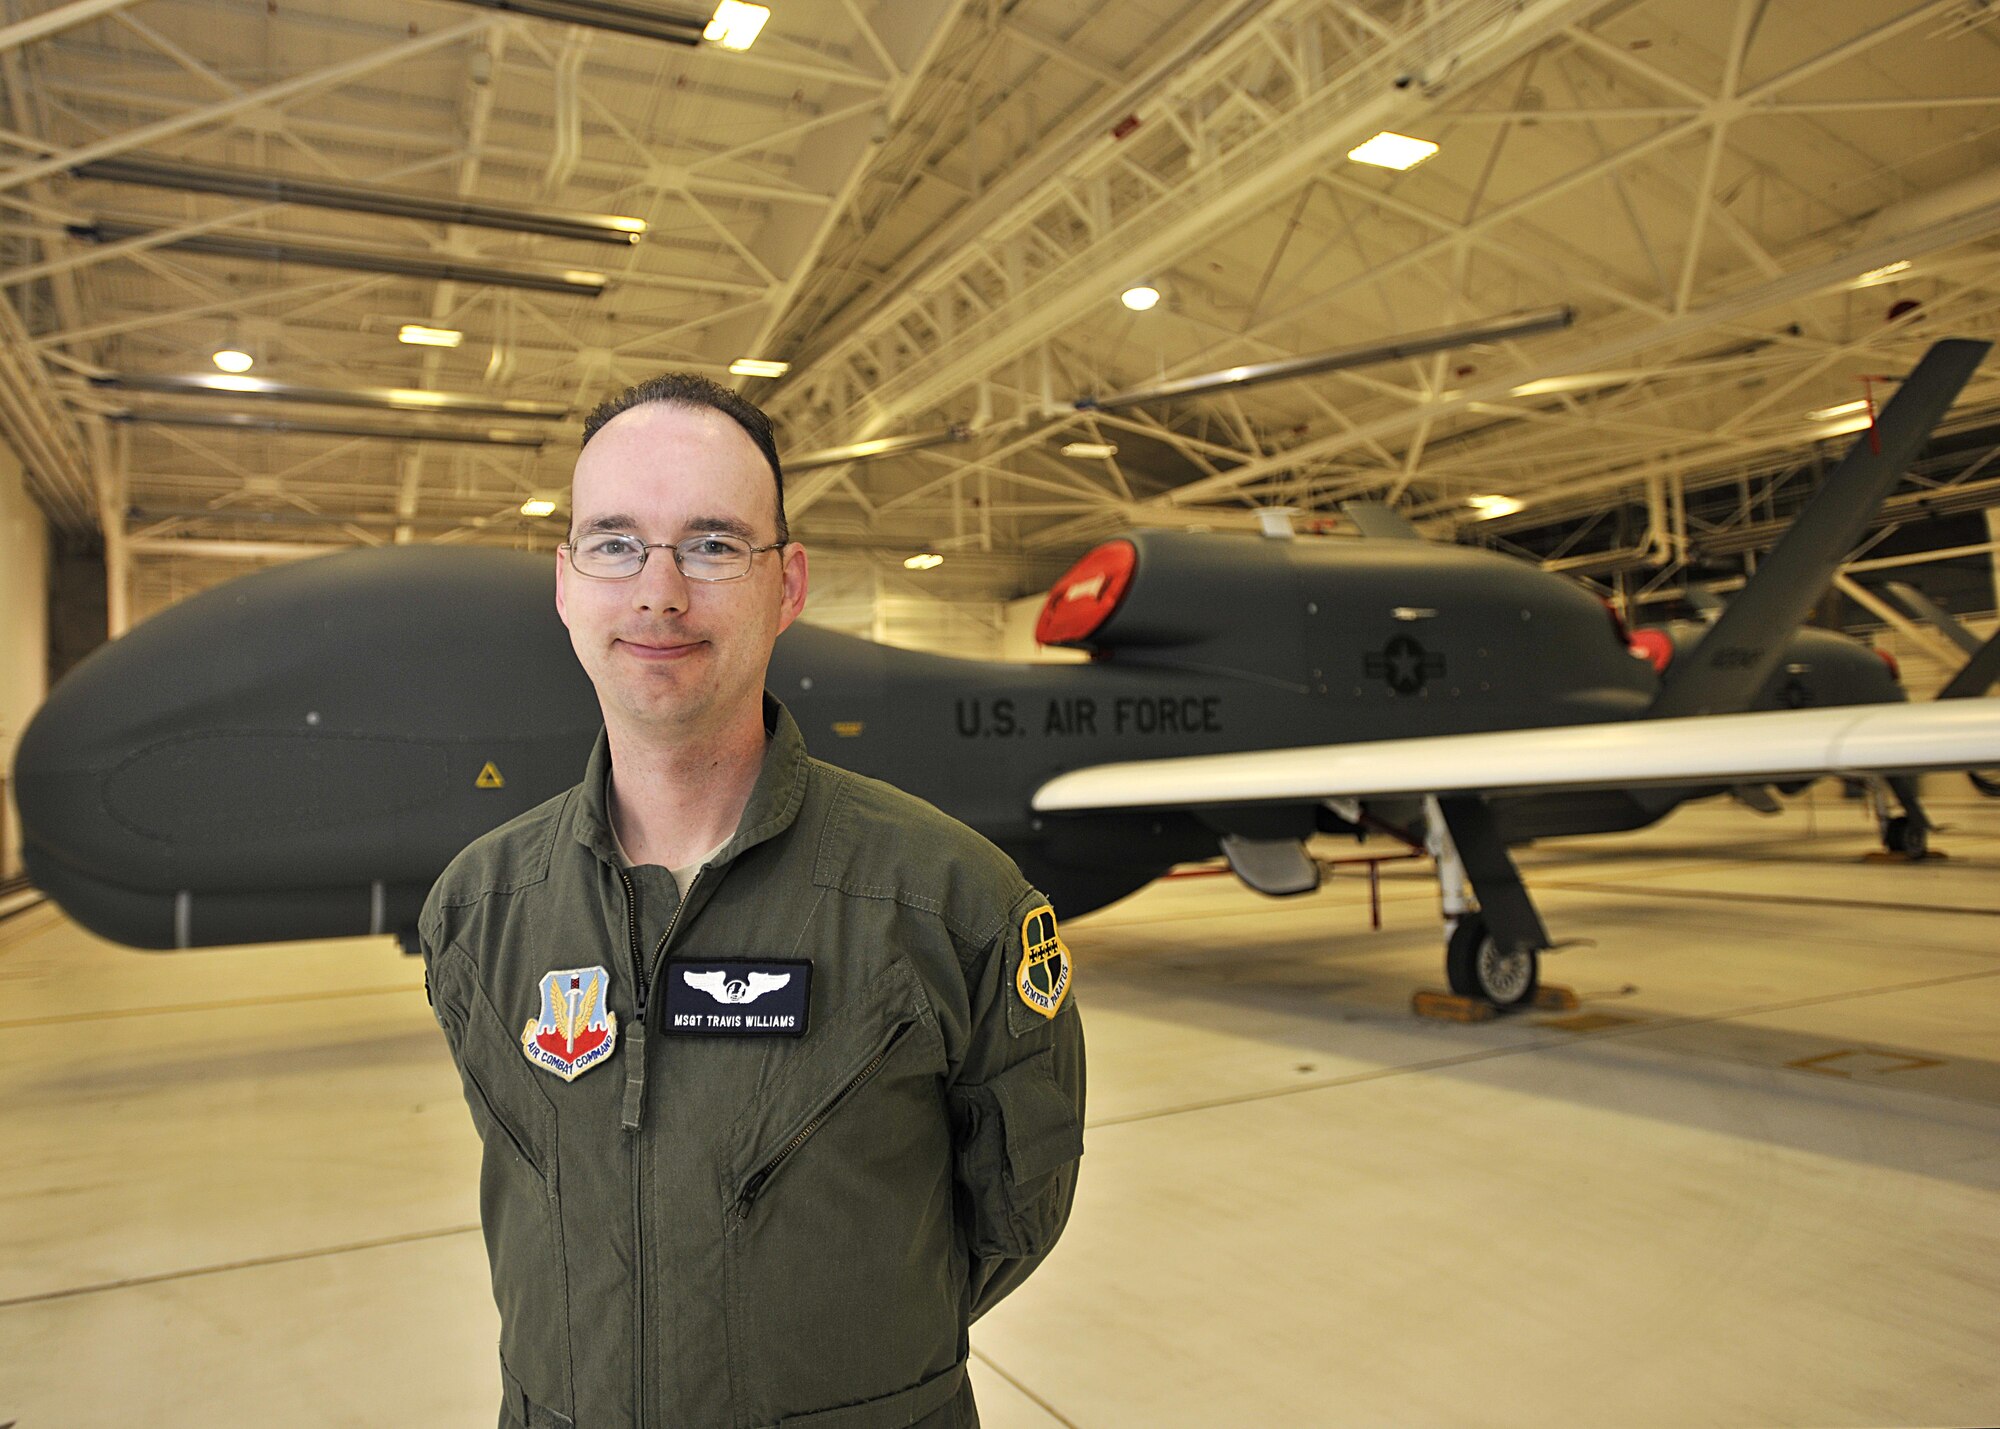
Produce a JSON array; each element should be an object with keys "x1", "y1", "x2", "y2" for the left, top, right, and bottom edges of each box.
[
  {"x1": 970, "y1": 1347, "x2": 1083, "y2": 1429},
  {"x1": 0, "y1": 981, "x2": 422, "y2": 1033},
  {"x1": 1533, "y1": 878, "x2": 2000, "y2": 918},
  {"x1": 0, "y1": 1222, "x2": 482, "y2": 1310},
  {"x1": 1084, "y1": 964, "x2": 2000, "y2": 1131}
]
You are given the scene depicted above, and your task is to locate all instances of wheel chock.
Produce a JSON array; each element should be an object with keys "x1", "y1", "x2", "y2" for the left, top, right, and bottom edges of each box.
[
  {"x1": 1862, "y1": 849, "x2": 1950, "y2": 863},
  {"x1": 1532, "y1": 984, "x2": 1580, "y2": 1010},
  {"x1": 1412, "y1": 990, "x2": 1496, "y2": 1022}
]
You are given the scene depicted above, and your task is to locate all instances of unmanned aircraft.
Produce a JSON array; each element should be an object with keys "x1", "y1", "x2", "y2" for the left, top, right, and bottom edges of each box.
[{"x1": 15, "y1": 339, "x2": 2000, "y2": 1008}]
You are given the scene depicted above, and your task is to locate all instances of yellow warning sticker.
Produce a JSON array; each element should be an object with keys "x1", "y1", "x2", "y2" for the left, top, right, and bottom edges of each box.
[
  {"x1": 833, "y1": 721, "x2": 864, "y2": 737},
  {"x1": 476, "y1": 761, "x2": 505, "y2": 789}
]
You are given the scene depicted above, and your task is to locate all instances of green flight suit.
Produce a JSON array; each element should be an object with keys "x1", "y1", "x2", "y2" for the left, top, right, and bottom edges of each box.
[{"x1": 420, "y1": 696, "x2": 1085, "y2": 1429}]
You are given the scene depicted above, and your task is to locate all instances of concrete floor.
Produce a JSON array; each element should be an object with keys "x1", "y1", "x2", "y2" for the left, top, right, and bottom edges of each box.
[{"x1": 3, "y1": 783, "x2": 1998, "y2": 1427}]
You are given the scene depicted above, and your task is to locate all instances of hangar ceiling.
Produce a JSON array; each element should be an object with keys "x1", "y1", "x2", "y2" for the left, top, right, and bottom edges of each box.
[{"x1": 3, "y1": 0, "x2": 1998, "y2": 631}]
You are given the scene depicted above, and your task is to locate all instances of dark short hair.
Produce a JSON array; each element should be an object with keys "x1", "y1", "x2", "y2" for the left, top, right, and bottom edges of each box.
[{"x1": 579, "y1": 372, "x2": 788, "y2": 543}]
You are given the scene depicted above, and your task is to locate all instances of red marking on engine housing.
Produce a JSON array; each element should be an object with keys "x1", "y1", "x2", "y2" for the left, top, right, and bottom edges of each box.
[
  {"x1": 1036, "y1": 539, "x2": 1137, "y2": 646},
  {"x1": 1628, "y1": 627, "x2": 1674, "y2": 673}
]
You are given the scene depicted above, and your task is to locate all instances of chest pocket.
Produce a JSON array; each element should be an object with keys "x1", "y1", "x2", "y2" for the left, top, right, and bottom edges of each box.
[
  {"x1": 429, "y1": 945, "x2": 574, "y2": 1419},
  {"x1": 720, "y1": 955, "x2": 962, "y2": 1424},
  {"x1": 431, "y1": 946, "x2": 558, "y2": 1179}
]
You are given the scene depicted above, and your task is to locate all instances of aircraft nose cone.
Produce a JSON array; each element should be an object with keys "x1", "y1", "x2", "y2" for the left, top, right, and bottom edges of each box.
[{"x1": 14, "y1": 547, "x2": 600, "y2": 949}]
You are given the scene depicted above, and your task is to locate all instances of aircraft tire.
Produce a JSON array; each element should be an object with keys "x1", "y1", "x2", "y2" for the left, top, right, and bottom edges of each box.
[
  {"x1": 1446, "y1": 914, "x2": 1539, "y2": 1009},
  {"x1": 1882, "y1": 815, "x2": 1928, "y2": 859}
]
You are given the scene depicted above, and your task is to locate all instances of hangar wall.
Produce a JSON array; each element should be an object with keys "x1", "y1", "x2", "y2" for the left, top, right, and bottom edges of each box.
[{"x1": 0, "y1": 439, "x2": 48, "y2": 880}]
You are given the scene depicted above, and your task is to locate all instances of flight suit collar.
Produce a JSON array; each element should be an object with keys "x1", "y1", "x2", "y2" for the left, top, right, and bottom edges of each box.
[{"x1": 572, "y1": 693, "x2": 812, "y2": 872}]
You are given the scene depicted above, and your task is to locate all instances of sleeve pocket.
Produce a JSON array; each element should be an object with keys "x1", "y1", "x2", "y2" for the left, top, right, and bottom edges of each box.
[{"x1": 951, "y1": 1048, "x2": 1084, "y2": 1257}]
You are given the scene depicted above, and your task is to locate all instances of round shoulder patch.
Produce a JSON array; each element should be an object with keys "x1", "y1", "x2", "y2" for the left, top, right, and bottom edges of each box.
[{"x1": 1015, "y1": 903, "x2": 1073, "y2": 1019}]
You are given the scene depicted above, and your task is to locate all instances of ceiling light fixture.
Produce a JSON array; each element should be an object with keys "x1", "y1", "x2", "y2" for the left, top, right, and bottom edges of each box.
[
  {"x1": 903, "y1": 552, "x2": 944, "y2": 571},
  {"x1": 1060, "y1": 441, "x2": 1118, "y2": 458},
  {"x1": 90, "y1": 371, "x2": 570, "y2": 419},
  {"x1": 1465, "y1": 494, "x2": 1525, "y2": 519},
  {"x1": 704, "y1": 0, "x2": 769, "y2": 49},
  {"x1": 399, "y1": 324, "x2": 465, "y2": 348},
  {"x1": 520, "y1": 498, "x2": 558, "y2": 517},
  {"x1": 1805, "y1": 398, "x2": 1870, "y2": 421},
  {"x1": 729, "y1": 357, "x2": 789, "y2": 378},
  {"x1": 443, "y1": 0, "x2": 706, "y2": 47},
  {"x1": 211, "y1": 345, "x2": 253, "y2": 374},
  {"x1": 107, "y1": 408, "x2": 548, "y2": 447},
  {"x1": 1121, "y1": 284, "x2": 1161, "y2": 311},
  {"x1": 72, "y1": 155, "x2": 647, "y2": 245},
  {"x1": 70, "y1": 220, "x2": 608, "y2": 297},
  {"x1": 1346, "y1": 132, "x2": 1439, "y2": 170}
]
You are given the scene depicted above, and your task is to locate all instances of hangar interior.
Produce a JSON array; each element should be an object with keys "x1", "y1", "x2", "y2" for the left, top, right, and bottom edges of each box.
[{"x1": 2, "y1": 0, "x2": 1998, "y2": 1424}]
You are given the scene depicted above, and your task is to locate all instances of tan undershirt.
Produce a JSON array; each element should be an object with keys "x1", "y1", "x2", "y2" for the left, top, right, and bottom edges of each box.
[{"x1": 611, "y1": 822, "x2": 729, "y2": 898}]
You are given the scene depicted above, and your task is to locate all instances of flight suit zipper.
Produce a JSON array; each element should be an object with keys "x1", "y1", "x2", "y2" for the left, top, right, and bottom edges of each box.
[
  {"x1": 615, "y1": 863, "x2": 704, "y2": 1429},
  {"x1": 732, "y1": 1019, "x2": 913, "y2": 1220}
]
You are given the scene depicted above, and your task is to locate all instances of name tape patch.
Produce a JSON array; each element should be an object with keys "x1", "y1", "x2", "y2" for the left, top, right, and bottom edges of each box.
[{"x1": 662, "y1": 959, "x2": 813, "y2": 1037}]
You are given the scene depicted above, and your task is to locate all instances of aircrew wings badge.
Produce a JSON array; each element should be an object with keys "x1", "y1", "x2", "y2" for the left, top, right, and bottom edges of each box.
[
  {"x1": 521, "y1": 966, "x2": 617, "y2": 1081},
  {"x1": 1015, "y1": 904, "x2": 1072, "y2": 1019}
]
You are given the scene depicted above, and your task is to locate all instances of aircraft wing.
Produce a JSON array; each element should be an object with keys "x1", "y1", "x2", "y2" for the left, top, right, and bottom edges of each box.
[{"x1": 1031, "y1": 700, "x2": 2000, "y2": 812}]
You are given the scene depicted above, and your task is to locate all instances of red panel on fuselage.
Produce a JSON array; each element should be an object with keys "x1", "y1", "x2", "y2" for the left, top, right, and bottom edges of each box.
[{"x1": 1037, "y1": 539, "x2": 1137, "y2": 645}]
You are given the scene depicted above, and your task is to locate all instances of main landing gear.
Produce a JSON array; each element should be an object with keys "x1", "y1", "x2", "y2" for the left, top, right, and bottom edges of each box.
[
  {"x1": 1871, "y1": 776, "x2": 1935, "y2": 860},
  {"x1": 1446, "y1": 912, "x2": 1539, "y2": 1007},
  {"x1": 1424, "y1": 795, "x2": 1550, "y2": 1011}
]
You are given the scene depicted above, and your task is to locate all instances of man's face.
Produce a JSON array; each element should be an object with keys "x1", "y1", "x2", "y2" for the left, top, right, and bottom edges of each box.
[{"x1": 556, "y1": 402, "x2": 807, "y2": 740}]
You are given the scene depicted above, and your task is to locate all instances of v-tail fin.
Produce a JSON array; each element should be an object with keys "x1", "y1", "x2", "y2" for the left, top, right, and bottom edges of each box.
[{"x1": 1648, "y1": 338, "x2": 1990, "y2": 719}]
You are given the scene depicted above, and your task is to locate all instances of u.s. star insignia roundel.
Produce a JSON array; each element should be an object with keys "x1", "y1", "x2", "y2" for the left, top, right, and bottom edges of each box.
[
  {"x1": 1015, "y1": 904, "x2": 1072, "y2": 1019},
  {"x1": 521, "y1": 966, "x2": 618, "y2": 1081}
]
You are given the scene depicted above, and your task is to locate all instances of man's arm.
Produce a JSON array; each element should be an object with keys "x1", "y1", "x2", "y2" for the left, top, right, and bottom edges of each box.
[{"x1": 948, "y1": 890, "x2": 1086, "y2": 1318}]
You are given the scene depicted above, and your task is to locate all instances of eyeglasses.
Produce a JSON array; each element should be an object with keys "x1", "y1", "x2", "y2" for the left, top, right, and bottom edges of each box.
[{"x1": 561, "y1": 531, "x2": 786, "y2": 581}]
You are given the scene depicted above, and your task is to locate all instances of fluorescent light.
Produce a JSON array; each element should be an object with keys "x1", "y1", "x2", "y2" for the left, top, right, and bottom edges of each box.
[
  {"x1": 1816, "y1": 412, "x2": 1875, "y2": 437},
  {"x1": 787, "y1": 424, "x2": 974, "y2": 471},
  {"x1": 1347, "y1": 132, "x2": 1439, "y2": 171},
  {"x1": 704, "y1": 1, "x2": 769, "y2": 49},
  {"x1": 90, "y1": 371, "x2": 570, "y2": 419},
  {"x1": 1061, "y1": 442, "x2": 1118, "y2": 458},
  {"x1": 109, "y1": 408, "x2": 548, "y2": 447},
  {"x1": 1855, "y1": 260, "x2": 1911, "y2": 287},
  {"x1": 71, "y1": 155, "x2": 648, "y2": 245},
  {"x1": 1079, "y1": 307, "x2": 1576, "y2": 413},
  {"x1": 1121, "y1": 285, "x2": 1160, "y2": 311},
  {"x1": 211, "y1": 348, "x2": 253, "y2": 373},
  {"x1": 903, "y1": 552, "x2": 944, "y2": 570},
  {"x1": 70, "y1": 220, "x2": 608, "y2": 296},
  {"x1": 1805, "y1": 398, "x2": 1870, "y2": 421},
  {"x1": 399, "y1": 324, "x2": 465, "y2": 348},
  {"x1": 1509, "y1": 370, "x2": 1643, "y2": 397},
  {"x1": 520, "y1": 498, "x2": 557, "y2": 517},
  {"x1": 729, "y1": 357, "x2": 789, "y2": 378},
  {"x1": 444, "y1": 0, "x2": 705, "y2": 47},
  {"x1": 1465, "y1": 494, "x2": 1524, "y2": 519}
]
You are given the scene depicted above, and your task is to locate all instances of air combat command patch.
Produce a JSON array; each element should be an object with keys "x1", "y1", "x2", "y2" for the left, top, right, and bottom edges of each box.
[
  {"x1": 1016, "y1": 904, "x2": 1072, "y2": 1019},
  {"x1": 521, "y1": 966, "x2": 618, "y2": 1081}
]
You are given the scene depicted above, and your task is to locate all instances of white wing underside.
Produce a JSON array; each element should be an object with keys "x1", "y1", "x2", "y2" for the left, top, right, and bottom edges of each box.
[{"x1": 1032, "y1": 700, "x2": 2000, "y2": 812}]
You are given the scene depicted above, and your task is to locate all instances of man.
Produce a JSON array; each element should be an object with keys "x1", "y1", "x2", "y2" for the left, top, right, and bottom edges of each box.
[{"x1": 419, "y1": 373, "x2": 1085, "y2": 1429}]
